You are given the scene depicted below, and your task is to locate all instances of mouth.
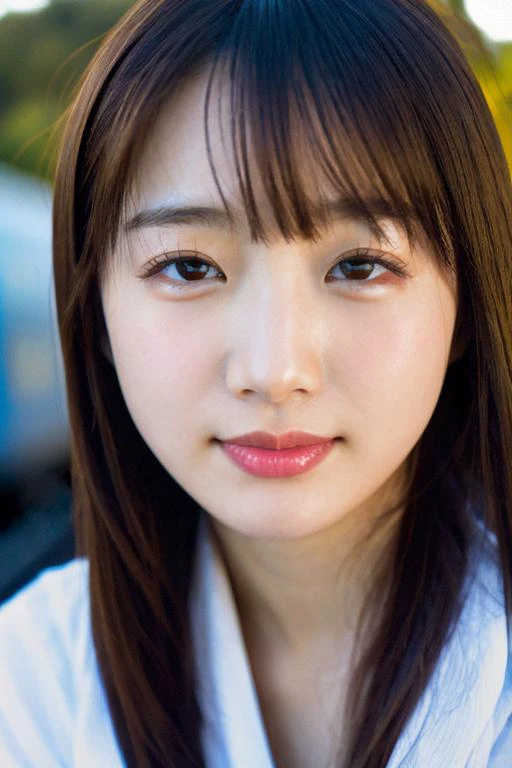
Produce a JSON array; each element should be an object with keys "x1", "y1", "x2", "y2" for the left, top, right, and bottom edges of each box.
[
  {"x1": 218, "y1": 430, "x2": 336, "y2": 450},
  {"x1": 216, "y1": 436, "x2": 338, "y2": 478}
]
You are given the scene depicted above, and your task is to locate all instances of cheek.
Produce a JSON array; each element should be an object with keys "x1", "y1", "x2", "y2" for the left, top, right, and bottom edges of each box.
[
  {"x1": 337, "y1": 290, "x2": 455, "y2": 447},
  {"x1": 103, "y1": 297, "x2": 220, "y2": 447}
]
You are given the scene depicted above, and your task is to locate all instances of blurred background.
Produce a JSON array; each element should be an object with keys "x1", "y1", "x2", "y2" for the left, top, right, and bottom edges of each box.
[{"x1": 0, "y1": 0, "x2": 510, "y2": 603}]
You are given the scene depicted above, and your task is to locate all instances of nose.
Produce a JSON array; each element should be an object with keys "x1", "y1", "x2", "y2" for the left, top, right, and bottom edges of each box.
[{"x1": 225, "y1": 274, "x2": 325, "y2": 403}]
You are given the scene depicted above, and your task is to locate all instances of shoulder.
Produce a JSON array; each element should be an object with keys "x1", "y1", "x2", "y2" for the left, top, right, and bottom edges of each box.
[
  {"x1": 0, "y1": 558, "x2": 90, "y2": 767},
  {"x1": 464, "y1": 526, "x2": 512, "y2": 766},
  {"x1": 0, "y1": 558, "x2": 90, "y2": 663},
  {"x1": 488, "y1": 661, "x2": 512, "y2": 767},
  {"x1": 0, "y1": 556, "x2": 89, "y2": 625},
  {"x1": 392, "y1": 525, "x2": 512, "y2": 767}
]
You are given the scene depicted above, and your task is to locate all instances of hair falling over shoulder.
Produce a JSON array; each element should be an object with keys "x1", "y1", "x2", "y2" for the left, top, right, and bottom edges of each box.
[{"x1": 52, "y1": 1, "x2": 512, "y2": 766}]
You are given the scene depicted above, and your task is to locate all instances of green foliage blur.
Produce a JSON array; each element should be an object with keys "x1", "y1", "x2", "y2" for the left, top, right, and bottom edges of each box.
[
  {"x1": 0, "y1": 0, "x2": 132, "y2": 179},
  {"x1": 0, "y1": 0, "x2": 510, "y2": 182}
]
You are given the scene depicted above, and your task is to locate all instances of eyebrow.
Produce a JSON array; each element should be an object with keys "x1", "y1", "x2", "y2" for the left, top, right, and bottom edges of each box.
[
  {"x1": 125, "y1": 205, "x2": 236, "y2": 231},
  {"x1": 124, "y1": 197, "x2": 413, "y2": 241}
]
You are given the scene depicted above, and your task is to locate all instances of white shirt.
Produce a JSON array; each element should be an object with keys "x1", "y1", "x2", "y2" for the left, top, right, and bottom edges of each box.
[{"x1": 0, "y1": 513, "x2": 510, "y2": 767}]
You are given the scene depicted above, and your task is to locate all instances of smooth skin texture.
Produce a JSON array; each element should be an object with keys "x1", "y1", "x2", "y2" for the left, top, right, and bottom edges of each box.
[{"x1": 101, "y1": 70, "x2": 458, "y2": 767}]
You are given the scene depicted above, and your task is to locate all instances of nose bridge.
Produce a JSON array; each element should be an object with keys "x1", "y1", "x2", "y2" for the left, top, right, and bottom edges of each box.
[{"x1": 226, "y1": 256, "x2": 324, "y2": 401}]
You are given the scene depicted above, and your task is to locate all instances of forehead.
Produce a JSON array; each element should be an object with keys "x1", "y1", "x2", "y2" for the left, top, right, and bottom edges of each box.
[
  {"x1": 129, "y1": 71, "x2": 218, "y2": 205},
  {"x1": 125, "y1": 66, "x2": 378, "y2": 237}
]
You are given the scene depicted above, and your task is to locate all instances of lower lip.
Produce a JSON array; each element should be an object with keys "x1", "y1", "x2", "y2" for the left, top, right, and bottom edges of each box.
[{"x1": 219, "y1": 440, "x2": 336, "y2": 478}]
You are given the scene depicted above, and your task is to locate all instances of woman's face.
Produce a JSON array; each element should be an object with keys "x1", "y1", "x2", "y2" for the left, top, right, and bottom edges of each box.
[{"x1": 101, "y1": 70, "x2": 458, "y2": 541}]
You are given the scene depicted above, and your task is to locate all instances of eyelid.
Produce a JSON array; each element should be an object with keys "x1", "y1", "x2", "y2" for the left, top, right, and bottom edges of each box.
[
  {"x1": 136, "y1": 250, "x2": 223, "y2": 281},
  {"x1": 137, "y1": 247, "x2": 412, "y2": 285},
  {"x1": 331, "y1": 247, "x2": 412, "y2": 279}
]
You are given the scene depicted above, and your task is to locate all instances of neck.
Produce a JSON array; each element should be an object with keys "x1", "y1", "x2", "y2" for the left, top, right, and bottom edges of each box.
[{"x1": 207, "y1": 478, "x2": 403, "y2": 662}]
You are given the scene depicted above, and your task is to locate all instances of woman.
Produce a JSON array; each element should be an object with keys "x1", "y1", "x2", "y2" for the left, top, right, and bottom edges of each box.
[{"x1": 0, "y1": 0, "x2": 511, "y2": 766}]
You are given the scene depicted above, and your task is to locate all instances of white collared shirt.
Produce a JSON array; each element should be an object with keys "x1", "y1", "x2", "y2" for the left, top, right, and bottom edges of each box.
[{"x1": 0, "y1": 513, "x2": 510, "y2": 767}]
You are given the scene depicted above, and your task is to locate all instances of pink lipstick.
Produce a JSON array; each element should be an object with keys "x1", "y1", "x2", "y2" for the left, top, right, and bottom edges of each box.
[{"x1": 218, "y1": 431, "x2": 336, "y2": 478}]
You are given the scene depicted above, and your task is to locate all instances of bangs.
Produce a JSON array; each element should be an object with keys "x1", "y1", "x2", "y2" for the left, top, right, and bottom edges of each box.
[
  {"x1": 83, "y1": 0, "x2": 466, "y2": 274},
  {"x1": 201, "y1": 0, "x2": 456, "y2": 264}
]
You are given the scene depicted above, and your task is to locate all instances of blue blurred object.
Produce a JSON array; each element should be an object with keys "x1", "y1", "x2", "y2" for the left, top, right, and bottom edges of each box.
[
  {"x1": 0, "y1": 163, "x2": 69, "y2": 481},
  {"x1": 0, "y1": 164, "x2": 73, "y2": 603},
  {"x1": 0, "y1": 479, "x2": 74, "y2": 604}
]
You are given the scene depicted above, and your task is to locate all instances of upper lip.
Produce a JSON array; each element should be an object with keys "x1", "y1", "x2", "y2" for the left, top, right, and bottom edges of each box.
[{"x1": 220, "y1": 431, "x2": 334, "y2": 450}]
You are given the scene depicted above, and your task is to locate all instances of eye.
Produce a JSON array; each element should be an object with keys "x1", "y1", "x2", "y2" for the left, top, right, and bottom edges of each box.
[
  {"x1": 137, "y1": 248, "x2": 411, "y2": 290},
  {"x1": 138, "y1": 251, "x2": 225, "y2": 288},
  {"x1": 326, "y1": 249, "x2": 411, "y2": 284}
]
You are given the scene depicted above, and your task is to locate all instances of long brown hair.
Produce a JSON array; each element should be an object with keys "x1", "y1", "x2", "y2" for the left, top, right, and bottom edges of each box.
[{"x1": 52, "y1": 1, "x2": 512, "y2": 766}]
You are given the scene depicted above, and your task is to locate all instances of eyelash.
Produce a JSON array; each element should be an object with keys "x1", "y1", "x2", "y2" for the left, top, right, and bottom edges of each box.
[{"x1": 137, "y1": 248, "x2": 412, "y2": 290}]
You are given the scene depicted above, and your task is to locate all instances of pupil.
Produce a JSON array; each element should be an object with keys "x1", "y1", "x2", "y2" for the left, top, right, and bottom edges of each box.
[
  {"x1": 177, "y1": 259, "x2": 208, "y2": 281},
  {"x1": 343, "y1": 260, "x2": 374, "y2": 280}
]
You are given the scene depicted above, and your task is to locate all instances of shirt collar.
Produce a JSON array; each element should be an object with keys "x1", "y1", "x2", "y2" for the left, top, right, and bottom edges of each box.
[
  {"x1": 190, "y1": 512, "x2": 275, "y2": 768},
  {"x1": 190, "y1": 512, "x2": 509, "y2": 768}
]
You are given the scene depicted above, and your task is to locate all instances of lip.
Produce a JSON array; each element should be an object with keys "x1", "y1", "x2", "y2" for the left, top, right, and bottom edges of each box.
[
  {"x1": 220, "y1": 431, "x2": 334, "y2": 450},
  {"x1": 219, "y1": 440, "x2": 336, "y2": 478},
  {"x1": 217, "y1": 432, "x2": 337, "y2": 478}
]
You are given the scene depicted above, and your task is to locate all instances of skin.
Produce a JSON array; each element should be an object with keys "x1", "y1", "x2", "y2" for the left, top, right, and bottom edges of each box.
[{"x1": 100, "y1": 69, "x2": 458, "y2": 766}]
